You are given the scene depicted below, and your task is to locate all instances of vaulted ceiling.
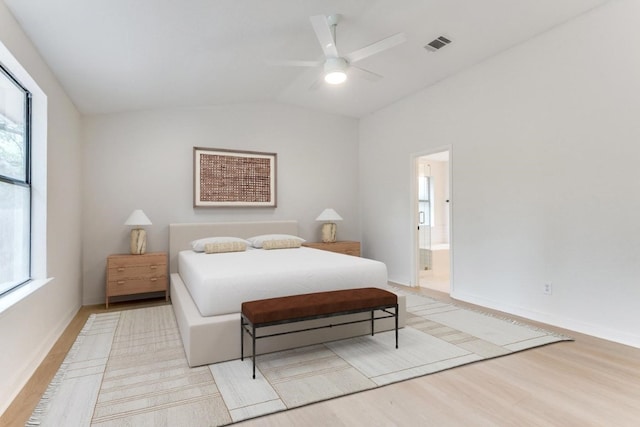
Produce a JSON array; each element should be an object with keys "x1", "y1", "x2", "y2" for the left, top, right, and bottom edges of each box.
[{"x1": 5, "y1": 0, "x2": 609, "y2": 117}]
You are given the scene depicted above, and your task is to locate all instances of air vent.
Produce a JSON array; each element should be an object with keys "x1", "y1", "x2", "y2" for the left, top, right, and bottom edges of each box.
[{"x1": 424, "y1": 36, "x2": 452, "y2": 52}]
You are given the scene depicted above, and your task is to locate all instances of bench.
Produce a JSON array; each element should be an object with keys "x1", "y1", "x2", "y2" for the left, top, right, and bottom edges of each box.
[{"x1": 241, "y1": 287, "x2": 399, "y2": 378}]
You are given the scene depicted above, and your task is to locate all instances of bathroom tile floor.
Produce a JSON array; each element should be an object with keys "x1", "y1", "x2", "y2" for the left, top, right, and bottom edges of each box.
[{"x1": 419, "y1": 269, "x2": 450, "y2": 294}]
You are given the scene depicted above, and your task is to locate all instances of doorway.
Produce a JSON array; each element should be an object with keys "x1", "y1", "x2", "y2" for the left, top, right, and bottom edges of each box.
[{"x1": 413, "y1": 149, "x2": 451, "y2": 293}]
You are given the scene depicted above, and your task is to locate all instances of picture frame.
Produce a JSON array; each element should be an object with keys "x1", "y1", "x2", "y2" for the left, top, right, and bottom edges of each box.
[{"x1": 194, "y1": 147, "x2": 277, "y2": 207}]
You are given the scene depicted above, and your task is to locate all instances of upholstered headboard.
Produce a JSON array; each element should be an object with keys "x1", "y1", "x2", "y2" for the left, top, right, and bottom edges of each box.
[{"x1": 168, "y1": 220, "x2": 299, "y2": 274}]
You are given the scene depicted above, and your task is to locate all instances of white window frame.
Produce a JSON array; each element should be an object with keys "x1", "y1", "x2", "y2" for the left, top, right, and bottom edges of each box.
[
  {"x1": 0, "y1": 39, "x2": 49, "y2": 312},
  {"x1": 0, "y1": 62, "x2": 32, "y2": 295}
]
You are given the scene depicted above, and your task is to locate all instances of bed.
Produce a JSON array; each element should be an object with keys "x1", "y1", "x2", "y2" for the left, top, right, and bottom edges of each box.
[{"x1": 169, "y1": 221, "x2": 406, "y2": 367}]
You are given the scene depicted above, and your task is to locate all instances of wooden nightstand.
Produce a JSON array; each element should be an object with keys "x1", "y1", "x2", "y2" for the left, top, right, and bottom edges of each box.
[
  {"x1": 302, "y1": 241, "x2": 361, "y2": 257},
  {"x1": 106, "y1": 252, "x2": 168, "y2": 308}
]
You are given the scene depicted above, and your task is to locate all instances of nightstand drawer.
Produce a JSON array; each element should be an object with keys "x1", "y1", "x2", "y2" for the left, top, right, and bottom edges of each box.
[
  {"x1": 107, "y1": 276, "x2": 167, "y2": 297},
  {"x1": 339, "y1": 246, "x2": 360, "y2": 257},
  {"x1": 108, "y1": 264, "x2": 165, "y2": 280},
  {"x1": 107, "y1": 254, "x2": 167, "y2": 269}
]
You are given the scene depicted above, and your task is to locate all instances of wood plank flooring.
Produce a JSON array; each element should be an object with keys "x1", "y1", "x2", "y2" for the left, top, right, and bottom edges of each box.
[{"x1": 2, "y1": 290, "x2": 639, "y2": 426}]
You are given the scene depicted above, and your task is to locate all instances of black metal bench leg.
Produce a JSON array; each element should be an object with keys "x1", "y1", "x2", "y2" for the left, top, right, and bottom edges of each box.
[
  {"x1": 371, "y1": 310, "x2": 374, "y2": 336},
  {"x1": 240, "y1": 317, "x2": 244, "y2": 361},
  {"x1": 252, "y1": 325, "x2": 256, "y2": 379},
  {"x1": 395, "y1": 304, "x2": 399, "y2": 349}
]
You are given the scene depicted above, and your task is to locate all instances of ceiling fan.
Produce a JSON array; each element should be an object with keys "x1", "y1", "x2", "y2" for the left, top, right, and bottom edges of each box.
[{"x1": 269, "y1": 14, "x2": 406, "y2": 86}]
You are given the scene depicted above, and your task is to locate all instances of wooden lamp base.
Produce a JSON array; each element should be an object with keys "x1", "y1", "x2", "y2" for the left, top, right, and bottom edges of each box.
[
  {"x1": 130, "y1": 228, "x2": 147, "y2": 254},
  {"x1": 321, "y1": 223, "x2": 337, "y2": 243}
]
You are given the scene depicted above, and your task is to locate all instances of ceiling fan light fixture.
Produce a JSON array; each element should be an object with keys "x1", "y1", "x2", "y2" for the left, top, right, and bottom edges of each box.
[
  {"x1": 325, "y1": 70, "x2": 347, "y2": 84},
  {"x1": 324, "y1": 57, "x2": 348, "y2": 85}
]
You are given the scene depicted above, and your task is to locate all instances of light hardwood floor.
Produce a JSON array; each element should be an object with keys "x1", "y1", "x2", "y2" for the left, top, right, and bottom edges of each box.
[{"x1": 2, "y1": 289, "x2": 639, "y2": 427}]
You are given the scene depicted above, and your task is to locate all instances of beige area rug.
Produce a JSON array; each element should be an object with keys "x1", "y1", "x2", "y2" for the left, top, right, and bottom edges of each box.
[{"x1": 27, "y1": 289, "x2": 571, "y2": 426}]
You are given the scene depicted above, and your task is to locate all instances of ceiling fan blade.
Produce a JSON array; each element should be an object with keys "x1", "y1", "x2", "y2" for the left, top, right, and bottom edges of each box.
[
  {"x1": 310, "y1": 14, "x2": 339, "y2": 58},
  {"x1": 350, "y1": 66, "x2": 383, "y2": 82},
  {"x1": 266, "y1": 59, "x2": 322, "y2": 67},
  {"x1": 344, "y1": 32, "x2": 407, "y2": 64}
]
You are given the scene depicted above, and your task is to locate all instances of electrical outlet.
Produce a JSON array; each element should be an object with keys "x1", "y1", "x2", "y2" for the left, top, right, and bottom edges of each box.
[{"x1": 543, "y1": 282, "x2": 552, "y2": 295}]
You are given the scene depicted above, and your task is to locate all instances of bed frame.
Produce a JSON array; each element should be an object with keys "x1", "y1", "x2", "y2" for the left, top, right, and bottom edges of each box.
[{"x1": 169, "y1": 220, "x2": 406, "y2": 367}]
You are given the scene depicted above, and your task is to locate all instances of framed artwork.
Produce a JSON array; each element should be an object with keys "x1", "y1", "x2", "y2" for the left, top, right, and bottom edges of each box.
[{"x1": 194, "y1": 147, "x2": 277, "y2": 207}]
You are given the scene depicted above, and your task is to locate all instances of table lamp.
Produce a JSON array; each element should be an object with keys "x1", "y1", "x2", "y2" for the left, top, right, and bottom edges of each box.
[
  {"x1": 315, "y1": 208, "x2": 343, "y2": 243},
  {"x1": 124, "y1": 209, "x2": 152, "y2": 254}
]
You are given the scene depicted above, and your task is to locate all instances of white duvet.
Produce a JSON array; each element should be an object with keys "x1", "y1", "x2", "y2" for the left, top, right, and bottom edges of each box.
[{"x1": 178, "y1": 247, "x2": 388, "y2": 317}]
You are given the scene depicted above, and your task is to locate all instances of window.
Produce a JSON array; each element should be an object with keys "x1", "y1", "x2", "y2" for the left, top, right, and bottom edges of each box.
[{"x1": 0, "y1": 62, "x2": 31, "y2": 296}]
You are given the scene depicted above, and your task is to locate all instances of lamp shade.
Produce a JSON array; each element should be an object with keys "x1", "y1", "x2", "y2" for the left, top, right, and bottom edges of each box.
[
  {"x1": 124, "y1": 209, "x2": 152, "y2": 226},
  {"x1": 315, "y1": 208, "x2": 343, "y2": 222}
]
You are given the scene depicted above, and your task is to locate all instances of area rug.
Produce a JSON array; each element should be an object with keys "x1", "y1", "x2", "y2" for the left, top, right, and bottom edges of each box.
[{"x1": 27, "y1": 288, "x2": 571, "y2": 426}]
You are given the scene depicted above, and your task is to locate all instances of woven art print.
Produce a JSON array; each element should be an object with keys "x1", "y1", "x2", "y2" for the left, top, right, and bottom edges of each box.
[{"x1": 194, "y1": 147, "x2": 277, "y2": 207}]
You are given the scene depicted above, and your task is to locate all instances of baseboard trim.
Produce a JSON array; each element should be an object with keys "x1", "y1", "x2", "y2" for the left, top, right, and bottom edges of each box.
[
  {"x1": 0, "y1": 303, "x2": 79, "y2": 416},
  {"x1": 451, "y1": 290, "x2": 640, "y2": 349}
]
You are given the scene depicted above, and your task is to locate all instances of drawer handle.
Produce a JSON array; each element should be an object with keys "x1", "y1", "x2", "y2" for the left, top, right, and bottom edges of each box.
[
  {"x1": 150, "y1": 265, "x2": 157, "y2": 269},
  {"x1": 117, "y1": 267, "x2": 125, "y2": 272},
  {"x1": 117, "y1": 281, "x2": 125, "y2": 285},
  {"x1": 150, "y1": 277, "x2": 157, "y2": 282}
]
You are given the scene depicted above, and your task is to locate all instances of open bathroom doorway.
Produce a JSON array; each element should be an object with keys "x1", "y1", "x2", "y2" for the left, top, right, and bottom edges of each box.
[{"x1": 413, "y1": 149, "x2": 451, "y2": 293}]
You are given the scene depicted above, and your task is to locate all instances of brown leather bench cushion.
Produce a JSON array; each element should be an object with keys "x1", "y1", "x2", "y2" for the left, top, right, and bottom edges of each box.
[{"x1": 241, "y1": 287, "x2": 397, "y2": 325}]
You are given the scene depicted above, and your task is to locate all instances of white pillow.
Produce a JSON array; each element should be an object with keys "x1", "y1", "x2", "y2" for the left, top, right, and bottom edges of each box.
[
  {"x1": 191, "y1": 237, "x2": 250, "y2": 252},
  {"x1": 247, "y1": 234, "x2": 306, "y2": 249}
]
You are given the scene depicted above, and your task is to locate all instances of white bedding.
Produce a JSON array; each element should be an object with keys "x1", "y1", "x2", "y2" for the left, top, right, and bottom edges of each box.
[{"x1": 178, "y1": 247, "x2": 388, "y2": 317}]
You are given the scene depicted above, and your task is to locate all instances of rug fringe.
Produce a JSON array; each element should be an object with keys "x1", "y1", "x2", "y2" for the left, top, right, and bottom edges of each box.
[
  {"x1": 25, "y1": 314, "x2": 98, "y2": 427},
  {"x1": 386, "y1": 284, "x2": 573, "y2": 341}
]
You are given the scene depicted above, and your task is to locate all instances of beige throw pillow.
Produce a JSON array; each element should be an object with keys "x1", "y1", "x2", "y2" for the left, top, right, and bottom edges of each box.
[
  {"x1": 262, "y1": 239, "x2": 302, "y2": 250},
  {"x1": 204, "y1": 241, "x2": 247, "y2": 254}
]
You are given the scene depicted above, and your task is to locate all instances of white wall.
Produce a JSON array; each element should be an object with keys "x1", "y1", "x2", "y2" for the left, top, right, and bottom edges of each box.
[
  {"x1": 82, "y1": 103, "x2": 359, "y2": 304},
  {"x1": 360, "y1": 0, "x2": 640, "y2": 347},
  {"x1": 0, "y1": 3, "x2": 82, "y2": 414}
]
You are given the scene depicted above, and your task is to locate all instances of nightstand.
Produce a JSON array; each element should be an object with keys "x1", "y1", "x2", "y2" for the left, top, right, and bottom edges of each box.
[
  {"x1": 302, "y1": 241, "x2": 361, "y2": 257},
  {"x1": 106, "y1": 252, "x2": 168, "y2": 308}
]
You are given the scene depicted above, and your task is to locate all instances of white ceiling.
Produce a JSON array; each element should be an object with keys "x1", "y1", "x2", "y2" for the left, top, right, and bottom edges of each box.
[{"x1": 5, "y1": 0, "x2": 608, "y2": 118}]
